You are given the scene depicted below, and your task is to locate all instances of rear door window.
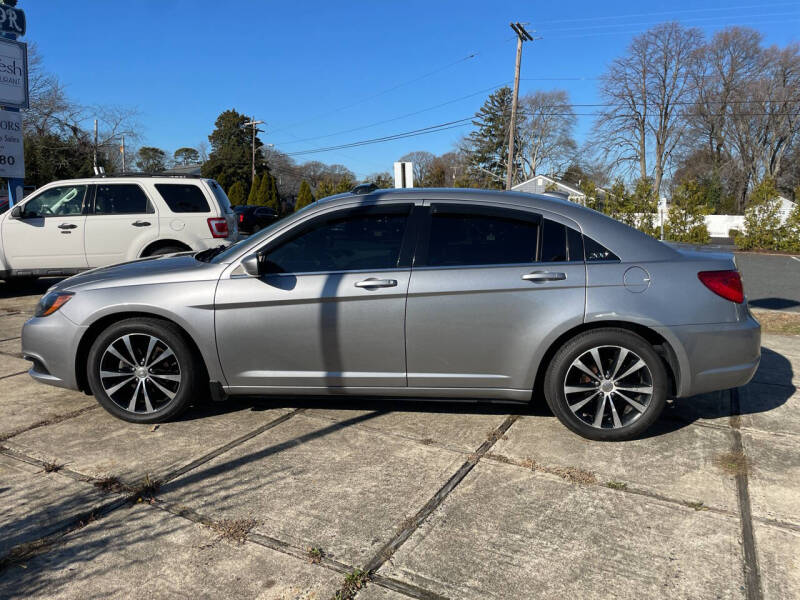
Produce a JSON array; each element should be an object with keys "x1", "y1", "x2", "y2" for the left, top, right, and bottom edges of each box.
[
  {"x1": 93, "y1": 184, "x2": 153, "y2": 215},
  {"x1": 422, "y1": 205, "x2": 540, "y2": 267},
  {"x1": 155, "y1": 184, "x2": 210, "y2": 213}
]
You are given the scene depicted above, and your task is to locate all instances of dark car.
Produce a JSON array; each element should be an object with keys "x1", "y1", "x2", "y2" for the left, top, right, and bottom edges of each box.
[{"x1": 234, "y1": 205, "x2": 279, "y2": 234}]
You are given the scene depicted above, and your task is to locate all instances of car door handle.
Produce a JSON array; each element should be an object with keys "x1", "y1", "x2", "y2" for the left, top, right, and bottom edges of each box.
[
  {"x1": 132, "y1": 220, "x2": 151, "y2": 227},
  {"x1": 522, "y1": 271, "x2": 567, "y2": 282},
  {"x1": 58, "y1": 223, "x2": 77, "y2": 230},
  {"x1": 354, "y1": 278, "x2": 397, "y2": 288}
]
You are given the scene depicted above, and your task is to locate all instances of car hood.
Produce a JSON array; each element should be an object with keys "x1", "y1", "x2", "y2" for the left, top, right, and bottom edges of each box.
[{"x1": 51, "y1": 253, "x2": 224, "y2": 292}]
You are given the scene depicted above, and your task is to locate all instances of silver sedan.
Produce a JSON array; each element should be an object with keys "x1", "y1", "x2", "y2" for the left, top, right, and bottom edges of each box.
[{"x1": 21, "y1": 187, "x2": 760, "y2": 441}]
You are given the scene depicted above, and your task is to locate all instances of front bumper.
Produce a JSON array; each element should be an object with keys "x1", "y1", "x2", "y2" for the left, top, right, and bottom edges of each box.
[
  {"x1": 657, "y1": 314, "x2": 761, "y2": 398},
  {"x1": 21, "y1": 311, "x2": 86, "y2": 391}
]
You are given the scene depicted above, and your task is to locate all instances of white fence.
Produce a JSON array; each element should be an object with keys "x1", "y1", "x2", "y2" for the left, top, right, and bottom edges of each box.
[{"x1": 652, "y1": 213, "x2": 745, "y2": 238}]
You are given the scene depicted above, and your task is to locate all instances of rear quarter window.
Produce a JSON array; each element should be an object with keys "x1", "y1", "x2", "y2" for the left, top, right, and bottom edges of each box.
[{"x1": 155, "y1": 184, "x2": 210, "y2": 213}]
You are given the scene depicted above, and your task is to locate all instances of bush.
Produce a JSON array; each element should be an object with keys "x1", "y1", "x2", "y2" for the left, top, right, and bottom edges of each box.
[
  {"x1": 780, "y1": 198, "x2": 800, "y2": 252},
  {"x1": 665, "y1": 180, "x2": 710, "y2": 245},
  {"x1": 735, "y1": 177, "x2": 783, "y2": 251}
]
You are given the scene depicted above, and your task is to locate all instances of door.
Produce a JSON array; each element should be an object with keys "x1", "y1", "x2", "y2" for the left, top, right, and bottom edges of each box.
[
  {"x1": 215, "y1": 203, "x2": 418, "y2": 389},
  {"x1": 405, "y1": 204, "x2": 587, "y2": 391},
  {"x1": 84, "y1": 183, "x2": 159, "y2": 267},
  {"x1": 0, "y1": 183, "x2": 89, "y2": 271}
]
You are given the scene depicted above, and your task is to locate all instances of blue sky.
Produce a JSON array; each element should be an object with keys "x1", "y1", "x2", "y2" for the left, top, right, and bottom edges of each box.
[{"x1": 23, "y1": 0, "x2": 800, "y2": 178}]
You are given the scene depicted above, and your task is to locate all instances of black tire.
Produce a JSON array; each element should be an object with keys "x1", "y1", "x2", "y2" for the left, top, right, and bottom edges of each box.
[
  {"x1": 146, "y1": 246, "x2": 185, "y2": 257},
  {"x1": 87, "y1": 318, "x2": 199, "y2": 423},
  {"x1": 543, "y1": 328, "x2": 667, "y2": 442}
]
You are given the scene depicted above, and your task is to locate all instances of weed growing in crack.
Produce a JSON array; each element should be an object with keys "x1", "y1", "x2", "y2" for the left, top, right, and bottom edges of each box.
[
  {"x1": 209, "y1": 518, "x2": 257, "y2": 544},
  {"x1": 333, "y1": 569, "x2": 371, "y2": 599},
  {"x1": 307, "y1": 546, "x2": 324, "y2": 564},
  {"x1": 714, "y1": 451, "x2": 749, "y2": 476},
  {"x1": 42, "y1": 461, "x2": 63, "y2": 473},
  {"x1": 606, "y1": 481, "x2": 627, "y2": 490}
]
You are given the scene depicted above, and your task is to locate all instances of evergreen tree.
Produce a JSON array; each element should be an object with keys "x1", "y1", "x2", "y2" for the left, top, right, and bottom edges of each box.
[
  {"x1": 295, "y1": 180, "x2": 314, "y2": 211},
  {"x1": 631, "y1": 178, "x2": 658, "y2": 236},
  {"x1": 781, "y1": 190, "x2": 800, "y2": 252},
  {"x1": 227, "y1": 181, "x2": 246, "y2": 206},
  {"x1": 247, "y1": 173, "x2": 261, "y2": 205},
  {"x1": 201, "y1": 109, "x2": 266, "y2": 192},
  {"x1": 736, "y1": 177, "x2": 783, "y2": 250},
  {"x1": 256, "y1": 173, "x2": 271, "y2": 206},
  {"x1": 464, "y1": 87, "x2": 519, "y2": 189},
  {"x1": 268, "y1": 175, "x2": 280, "y2": 212},
  {"x1": 665, "y1": 180, "x2": 711, "y2": 244}
]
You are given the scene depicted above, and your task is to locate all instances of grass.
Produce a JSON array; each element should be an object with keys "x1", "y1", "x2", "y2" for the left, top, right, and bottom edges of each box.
[
  {"x1": 606, "y1": 481, "x2": 628, "y2": 490},
  {"x1": 209, "y1": 518, "x2": 257, "y2": 544},
  {"x1": 307, "y1": 546, "x2": 324, "y2": 564},
  {"x1": 752, "y1": 309, "x2": 800, "y2": 335},
  {"x1": 685, "y1": 500, "x2": 708, "y2": 511},
  {"x1": 487, "y1": 453, "x2": 597, "y2": 485},
  {"x1": 42, "y1": 461, "x2": 63, "y2": 473},
  {"x1": 714, "y1": 451, "x2": 749, "y2": 476},
  {"x1": 333, "y1": 569, "x2": 371, "y2": 600}
]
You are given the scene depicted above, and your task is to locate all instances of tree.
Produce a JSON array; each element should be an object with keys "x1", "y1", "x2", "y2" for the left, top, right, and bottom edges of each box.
[
  {"x1": 248, "y1": 173, "x2": 261, "y2": 205},
  {"x1": 665, "y1": 180, "x2": 711, "y2": 244},
  {"x1": 516, "y1": 90, "x2": 577, "y2": 181},
  {"x1": 227, "y1": 181, "x2": 246, "y2": 206},
  {"x1": 174, "y1": 147, "x2": 200, "y2": 165},
  {"x1": 295, "y1": 180, "x2": 314, "y2": 211},
  {"x1": 136, "y1": 146, "x2": 167, "y2": 172},
  {"x1": 464, "y1": 87, "x2": 516, "y2": 188},
  {"x1": 735, "y1": 177, "x2": 783, "y2": 250},
  {"x1": 781, "y1": 191, "x2": 800, "y2": 252},
  {"x1": 399, "y1": 151, "x2": 435, "y2": 186},
  {"x1": 365, "y1": 172, "x2": 394, "y2": 188},
  {"x1": 202, "y1": 109, "x2": 266, "y2": 192},
  {"x1": 593, "y1": 23, "x2": 703, "y2": 199}
]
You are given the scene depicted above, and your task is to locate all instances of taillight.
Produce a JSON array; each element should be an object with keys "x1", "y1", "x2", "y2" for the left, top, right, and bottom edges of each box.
[
  {"x1": 207, "y1": 217, "x2": 229, "y2": 238},
  {"x1": 698, "y1": 270, "x2": 744, "y2": 304},
  {"x1": 239, "y1": 214, "x2": 244, "y2": 223}
]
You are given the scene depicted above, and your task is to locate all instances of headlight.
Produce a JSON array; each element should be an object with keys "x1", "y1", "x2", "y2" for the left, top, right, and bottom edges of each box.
[{"x1": 35, "y1": 291, "x2": 74, "y2": 317}]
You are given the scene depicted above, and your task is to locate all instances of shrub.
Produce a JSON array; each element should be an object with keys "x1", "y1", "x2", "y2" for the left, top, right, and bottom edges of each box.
[
  {"x1": 665, "y1": 180, "x2": 710, "y2": 245},
  {"x1": 780, "y1": 198, "x2": 800, "y2": 252},
  {"x1": 735, "y1": 177, "x2": 782, "y2": 251}
]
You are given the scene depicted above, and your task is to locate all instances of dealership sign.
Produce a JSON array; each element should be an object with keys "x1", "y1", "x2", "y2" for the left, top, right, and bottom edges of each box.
[
  {"x1": 0, "y1": 3, "x2": 24, "y2": 36},
  {"x1": 0, "y1": 37, "x2": 26, "y2": 108},
  {"x1": 0, "y1": 109, "x2": 24, "y2": 178}
]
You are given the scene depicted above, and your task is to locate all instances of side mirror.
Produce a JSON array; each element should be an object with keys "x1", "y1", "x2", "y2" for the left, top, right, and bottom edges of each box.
[
  {"x1": 241, "y1": 254, "x2": 261, "y2": 277},
  {"x1": 10, "y1": 205, "x2": 22, "y2": 218}
]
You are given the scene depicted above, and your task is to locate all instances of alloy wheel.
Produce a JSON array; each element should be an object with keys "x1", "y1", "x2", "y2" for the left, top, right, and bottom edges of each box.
[
  {"x1": 563, "y1": 345, "x2": 654, "y2": 430},
  {"x1": 99, "y1": 333, "x2": 182, "y2": 414}
]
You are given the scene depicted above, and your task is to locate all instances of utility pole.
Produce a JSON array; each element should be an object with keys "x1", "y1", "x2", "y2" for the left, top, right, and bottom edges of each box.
[
  {"x1": 93, "y1": 119, "x2": 98, "y2": 169},
  {"x1": 121, "y1": 135, "x2": 126, "y2": 172},
  {"x1": 506, "y1": 22, "x2": 534, "y2": 191},
  {"x1": 243, "y1": 117, "x2": 264, "y2": 184}
]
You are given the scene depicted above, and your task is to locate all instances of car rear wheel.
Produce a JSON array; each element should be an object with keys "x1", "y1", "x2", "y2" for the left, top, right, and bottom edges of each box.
[
  {"x1": 544, "y1": 328, "x2": 667, "y2": 441},
  {"x1": 87, "y1": 318, "x2": 199, "y2": 423}
]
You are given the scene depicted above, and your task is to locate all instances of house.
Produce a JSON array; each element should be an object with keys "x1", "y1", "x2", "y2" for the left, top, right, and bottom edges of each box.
[
  {"x1": 777, "y1": 196, "x2": 797, "y2": 221},
  {"x1": 163, "y1": 163, "x2": 203, "y2": 176},
  {"x1": 512, "y1": 174, "x2": 587, "y2": 205}
]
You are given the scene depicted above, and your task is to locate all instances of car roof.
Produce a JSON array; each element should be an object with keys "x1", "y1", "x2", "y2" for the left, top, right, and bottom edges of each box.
[{"x1": 316, "y1": 187, "x2": 677, "y2": 261}]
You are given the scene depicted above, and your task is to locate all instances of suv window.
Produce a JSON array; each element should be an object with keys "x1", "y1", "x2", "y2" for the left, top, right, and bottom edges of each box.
[
  {"x1": 263, "y1": 208, "x2": 410, "y2": 274},
  {"x1": 22, "y1": 185, "x2": 87, "y2": 217},
  {"x1": 94, "y1": 184, "x2": 152, "y2": 215},
  {"x1": 425, "y1": 207, "x2": 539, "y2": 267},
  {"x1": 155, "y1": 184, "x2": 210, "y2": 213},
  {"x1": 208, "y1": 180, "x2": 233, "y2": 214}
]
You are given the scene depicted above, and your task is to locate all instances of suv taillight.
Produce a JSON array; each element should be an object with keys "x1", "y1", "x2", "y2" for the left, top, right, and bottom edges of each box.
[
  {"x1": 698, "y1": 270, "x2": 744, "y2": 304},
  {"x1": 207, "y1": 217, "x2": 229, "y2": 238},
  {"x1": 239, "y1": 213, "x2": 244, "y2": 223}
]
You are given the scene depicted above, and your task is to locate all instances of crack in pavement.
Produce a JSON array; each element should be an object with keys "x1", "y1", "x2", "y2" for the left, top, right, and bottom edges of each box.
[
  {"x1": 0, "y1": 405, "x2": 101, "y2": 443},
  {"x1": 730, "y1": 387, "x2": 764, "y2": 600}
]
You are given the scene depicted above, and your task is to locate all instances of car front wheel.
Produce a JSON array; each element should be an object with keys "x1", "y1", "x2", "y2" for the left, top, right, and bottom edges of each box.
[
  {"x1": 544, "y1": 328, "x2": 668, "y2": 441},
  {"x1": 87, "y1": 318, "x2": 199, "y2": 423}
]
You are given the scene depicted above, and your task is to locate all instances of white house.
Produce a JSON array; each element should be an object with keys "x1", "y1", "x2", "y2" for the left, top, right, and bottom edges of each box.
[{"x1": 512, "y1": 175, "x2": 586, "y2": 205}]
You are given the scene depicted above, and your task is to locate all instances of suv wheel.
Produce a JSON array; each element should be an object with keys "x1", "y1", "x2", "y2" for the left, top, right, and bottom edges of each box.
[
  {"x1": 146, "y1": 245, "x2": 185, "y2": 257},
  {"x1": 544, "y1": 328, "x2": 667, "y2": 441},
  {"x1": 87, "y1": 318, "x2": 199, "y2": 423}
]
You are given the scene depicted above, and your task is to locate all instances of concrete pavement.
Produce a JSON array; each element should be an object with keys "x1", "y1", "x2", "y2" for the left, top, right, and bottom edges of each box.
[{"x1": 0, "y1": 287, "x2": 798, "y2": 599}]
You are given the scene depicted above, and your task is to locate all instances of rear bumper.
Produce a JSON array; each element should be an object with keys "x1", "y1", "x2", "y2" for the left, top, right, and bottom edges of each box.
[
  {"x1": 21, "y1": 311, "x2": 85, "y2": 391},
  {"x1": 657, "y1": 314, "x2": 761, "y2": 397}
]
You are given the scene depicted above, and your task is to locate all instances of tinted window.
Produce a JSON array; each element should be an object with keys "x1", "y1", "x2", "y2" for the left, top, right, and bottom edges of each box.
[
  {"x1": 426, "y1": 210, "x2": 538, "y2": 267},
  {"x1": 23, "y1": 185, "x2": 86, "y2": 217},
  {"x1": 566, "y1": 226, "x2": 584, "y2": 262},
  {"x1": 540, "y1": 219, "x2": 567, "y2": 262},
  {"x1": 584, "y1": 236, "x2": 620, "y2": 262},
  {"x1": 264, "y1": 209, "x2": 409, "y2": 273},
  {"x1": 94, "y1": 184, "x2": 152, "y2": 215},
  {"x1": 155, "y1": 184, "x2": 210, "y2": 213}
]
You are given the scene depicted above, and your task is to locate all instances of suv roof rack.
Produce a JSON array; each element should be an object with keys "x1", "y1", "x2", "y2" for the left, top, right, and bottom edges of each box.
[{"x1": 92, "y1": 172, "x2": 206, "y2": 179}]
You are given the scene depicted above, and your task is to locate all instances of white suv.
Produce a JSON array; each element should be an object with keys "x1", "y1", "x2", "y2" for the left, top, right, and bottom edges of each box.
[{"x1": 0, "y1": 175, "x2": 238, "y2": 280}]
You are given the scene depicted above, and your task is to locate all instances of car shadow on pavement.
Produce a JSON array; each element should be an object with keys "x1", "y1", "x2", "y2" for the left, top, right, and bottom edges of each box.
[
  {"x1": 749, "y1": 297, "x2": 800, "y2": 310},
  {"x1": 0, "y1": 278, "x2": 64, "y2": 300}
]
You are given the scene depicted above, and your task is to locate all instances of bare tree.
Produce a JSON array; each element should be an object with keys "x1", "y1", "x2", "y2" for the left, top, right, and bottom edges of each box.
[
  {"x1": 516, "y1": 90, "x2": 577, "y2": 181},
  {"x1": 593, "y1": 22, "x2": 703, "y2": 198},
  {"x1": 399, "y1": 150, "x2": 435, "y2": 186},
  {"x1": 195, "y1": 140, "x2": 209, "y2": 163}
]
